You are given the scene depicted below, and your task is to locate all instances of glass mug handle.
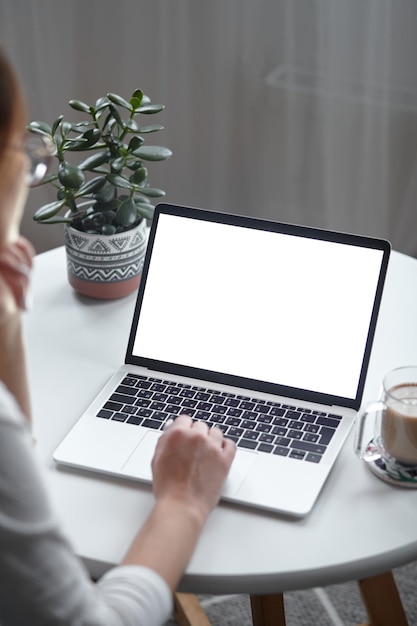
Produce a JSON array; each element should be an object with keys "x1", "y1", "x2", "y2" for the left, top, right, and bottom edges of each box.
[{"x1": 354, "y1": 401, "x2": 386, "y2": 462}]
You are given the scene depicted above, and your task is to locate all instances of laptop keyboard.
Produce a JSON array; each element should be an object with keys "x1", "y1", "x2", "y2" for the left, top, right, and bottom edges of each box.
[{"x1": 96, "y1": 374, "x2": 343, "y2": 464}]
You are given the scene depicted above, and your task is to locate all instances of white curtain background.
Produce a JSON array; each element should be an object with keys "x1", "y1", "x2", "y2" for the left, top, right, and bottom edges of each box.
[{"x1": 1, "y1": 0, "x2": 417, "y2": 255}]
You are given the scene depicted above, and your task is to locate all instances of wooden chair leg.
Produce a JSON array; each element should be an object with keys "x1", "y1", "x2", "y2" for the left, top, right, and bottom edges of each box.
[
  {"x1": 357, "y1": 571, "x2": 409, "y2": 626},
  {"x1": 174, "y1": 592, "x2": 212, "y2": 626},
  {"x1": 250, "y1": 593, "x2": 286, "y2": 626}
]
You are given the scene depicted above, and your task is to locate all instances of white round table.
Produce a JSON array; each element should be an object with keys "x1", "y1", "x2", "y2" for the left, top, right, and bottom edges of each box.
[{"x1": 25, "y1": 246, "x2": 417, "y2": 625}]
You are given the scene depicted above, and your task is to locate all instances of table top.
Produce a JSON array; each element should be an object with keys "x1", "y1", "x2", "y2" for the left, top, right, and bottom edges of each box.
[{"x1": 25, "y1": 245, "x2": 417, "y2": 595}]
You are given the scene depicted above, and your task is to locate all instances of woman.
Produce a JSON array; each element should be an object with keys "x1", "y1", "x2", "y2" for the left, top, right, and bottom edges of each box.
[{"x1": 0, "y1": 46, "x2": 235, "y2": 625}]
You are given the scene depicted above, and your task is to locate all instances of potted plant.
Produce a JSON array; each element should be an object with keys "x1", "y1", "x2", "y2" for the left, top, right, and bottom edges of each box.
[{"x1": 28, "y1": 89, "x2": 172, "y2": 299}]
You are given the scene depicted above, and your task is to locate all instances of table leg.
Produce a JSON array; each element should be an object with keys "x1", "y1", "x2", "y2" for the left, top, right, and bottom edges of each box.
[
  {"x1": 358, "y1": 571, "x2": 409, "y2": 626},
  {"x1": 174, "y1": 593, "x2": 212, "y2": 626},
  {"x1": 250, "y1": 593, "x2": 286, "y2": 626}
]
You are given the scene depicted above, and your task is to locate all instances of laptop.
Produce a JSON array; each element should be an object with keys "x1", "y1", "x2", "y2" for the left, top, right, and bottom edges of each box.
[{"x1": 53, "y1": 203, "x2": 390, "y2": 517}]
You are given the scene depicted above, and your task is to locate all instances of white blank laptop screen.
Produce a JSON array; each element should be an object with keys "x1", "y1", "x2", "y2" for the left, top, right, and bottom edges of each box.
[{"x1": 132, "y1": 213, "x2": 384, "y2": 401}]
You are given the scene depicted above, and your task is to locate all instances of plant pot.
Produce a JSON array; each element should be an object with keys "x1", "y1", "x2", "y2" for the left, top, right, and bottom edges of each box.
[{"x1": 64, "y1": 219, "x2": 148, "y2": 299}]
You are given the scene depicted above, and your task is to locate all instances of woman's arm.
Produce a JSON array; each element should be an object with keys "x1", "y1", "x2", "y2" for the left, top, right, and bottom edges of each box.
[
  {"x1": 122, "y1": 416, "x2": 236, "y2": 590},
  {"x1": 0, "y1": 237, "x2": 34, "y2": 419}
]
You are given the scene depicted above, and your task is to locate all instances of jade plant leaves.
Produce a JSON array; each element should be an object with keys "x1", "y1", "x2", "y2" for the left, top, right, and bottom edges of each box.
[{"x1": 28, "y1": 89, "x2": 172, "y2": 234}]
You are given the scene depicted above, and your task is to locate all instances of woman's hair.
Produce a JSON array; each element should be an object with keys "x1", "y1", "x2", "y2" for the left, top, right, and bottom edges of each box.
[{"x1": 0, "y1": 46, "x2": 25, "y2": 161}]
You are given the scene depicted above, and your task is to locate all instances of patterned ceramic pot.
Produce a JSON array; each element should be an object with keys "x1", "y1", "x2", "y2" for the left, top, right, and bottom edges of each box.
[{"x1": 64, "y1": 219, "x2": 148, "y2": 299}]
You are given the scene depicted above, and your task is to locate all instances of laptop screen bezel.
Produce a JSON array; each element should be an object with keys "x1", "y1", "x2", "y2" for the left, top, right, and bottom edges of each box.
[{"x1": 126, "y1": 203, "x2": 391, "y2": 411}]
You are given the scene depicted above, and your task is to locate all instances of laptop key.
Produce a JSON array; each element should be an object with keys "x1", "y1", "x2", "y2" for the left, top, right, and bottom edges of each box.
[
  {"x1": 258, "y1": 443, "x2": 274, "y2": 453},
  {"x1": 143, "y1": 419, "x2": 163, "y2": 430},
  {"x1": 289, "y1": 450, "x2": 306, "y2": 460},
  {"x1": 275, "y1": 436, "x2": 291, "y2": 447},
  {"x1": 317, "y1": 416, "x2": 341, "y2": 429},
  {"x1": 97, "y1": 409, "x2": 113, "y2": 419},
  {"x1": 127, "y1": 416, "x2": 143, "y2": 426},
  {"x1": 166, "y1": 405, "x2": 182, "y2": 415},
  {"x1": 150, "y1": 383, "x2": 166, "y2": 392},
  {"x1": 256, "y1": 423, "x2": 272, "y2": 433},
  {"x1": 259, "y1": 433, "x2": 275, "y2": 444},
  {"x1": 273, "y1": 445, "x2": 290, "y2": 457},
  {"x1": 122, "y1": 377, "x2": 138, "y2": 387},
  {"x1": 288, "y1": 429, "x2": 303, "y2": 440},
  {"x1": 103, "y1": 401, "x2": 122, "y2": 411},
  {"x1": 137, "y1": 408, "x2": 153, "y2": 418},
  {"x1": 226, "y1": 417, "x2": 241, "y2": 427},
  {"x1": 238, "y1": 439, "x2": 258, "y2": 450},
  {"x1": 209, "y1": 413, "x2": 226, "y2": 424},
  {"x1": 244, "y1": 430, "x2": 259, "y2": 441},
  {"x1": 111, "y1": 393, "x2": 136, "y2": 405},
  {"x1": 152, "y1": 411, "x2": 169, "y2": 421},
  {"x1": 227, "y1": 426, "x2": 244, "y2": 438},
  {"x1": 290, "y1": 440, "x2": 326, "y2": 455},
  {"x1": 272, "y1": 426, "x2": 287, "y2": 437},
  {"x1": 112, "y1": 413, "x2": 129, "y2": 422},
  {"x1": 306, "y1": 453, "x2": 322, "y2": 463},
  {"x1": 123, "y1": 405, "x2": 138, "y2": 414},
  {"x1": 212, "y1": 404, "x2": 228, "y2": 414},
  {"x1": 319, "y1": 426, "x2": 336, "y2": 445}
]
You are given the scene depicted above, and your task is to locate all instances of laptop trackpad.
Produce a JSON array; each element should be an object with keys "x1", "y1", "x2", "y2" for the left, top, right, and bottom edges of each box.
[
  {"x1": 222, "y1": 449, "x2": 257, "y2": 496},
  {"x1": 122, "y1": 432, "x2": 257, "y2": 496},
  {"x1": 122, "y1": 431, "x2": 161, "y2": 481}
]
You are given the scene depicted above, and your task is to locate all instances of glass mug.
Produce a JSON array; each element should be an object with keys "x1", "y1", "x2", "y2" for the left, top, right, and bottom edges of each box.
[{"x1": 355, "y1": 366, "x2": 417, "y2": 476}]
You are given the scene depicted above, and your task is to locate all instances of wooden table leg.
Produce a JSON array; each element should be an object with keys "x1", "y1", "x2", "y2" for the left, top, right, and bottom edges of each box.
[
  {"x1": 358, "y1": 571, "x2": 409, "y2": 626},
  {"x1": 173, "y1": 593, "x2": 213, "y2": 626},
  {"x1": 250, "y1": 594, "x2": 286, "y2": 626}
]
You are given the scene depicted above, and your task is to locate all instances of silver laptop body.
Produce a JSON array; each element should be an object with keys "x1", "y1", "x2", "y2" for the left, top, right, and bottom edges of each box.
[{"x1": 53, "y1": 203, "x2": 390, "y2": 517}]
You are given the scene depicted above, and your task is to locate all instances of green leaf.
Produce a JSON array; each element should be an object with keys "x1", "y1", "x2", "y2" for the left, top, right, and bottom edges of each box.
[
  {"x1": 95, "y1": 96, "x2": 110, "y2": 111},
  {"x1": 93, "y1": 182, "x2": 115, "y2": 203},
  {"x1": 33, "y1": 199, "x2": 66, "y2": 221},
  {"x1": 137, "y1": 104, "x2": 165, "y2": 114},
  {"x1": 128, "y1": 136, "x2": 144, "y2": 151},
  {"x1": 107, "y1": 93, "x2": 132, "y2": 110},
  {"x1": 33, "y1": 173, "x2": 59, "y2": 187},
  {"x1": 106, "y1": 173, "x2": 133, "y2": 190},
  {"x1": 130, "y1": 167, "x2": 148, "y2": 185},
  {"x1": 69, "y1": 99, "x2": 91, "y2": 113},
  {"x1": 109, "y1": 104, "x2": 124, "y2": 128},
  {"x1": 51, "y1": 115, "x2": 64, "y2": 135},
  {"x1": 133, "y1": 146, "x2": 172, "y2": 161},
  {"x1": 62, "y1": 139, "x2": 88, "y2": 151},
  {"x1": 93, "y1": 199, "x2": 120, "y2": 212},
  {"x1": 139, "y1": 124, "x2": 164, "y2": 133},
  {"x1": 123, "y1": 118, "x2": 139, "y2": 132},
  {"x1": 116, "y1": 198, "x2": 138, "y2": 227},
  {"x1": 135, "y1": 202, "x2": 155, "y2": 220},
  {"x1": 35, "y1": 216, "x2": 74, "y2": 224},
  {"x1": 60, "y1": 121, "x2": 72, "y2": 136},
  {"x1": 58, "y1": 162, "x2": 85, "y2": 190},
  {"x1": 101, "y1": 224, "x2": 117, "y2": 235},
  {"x1": 75, "y1": 176, "x2": 106, "y2": 196},
  {"x1": 66, "y1": 128, "x2": 101, "y2": 151},
  {"x1": 136, "y1": 187, "x2": 166, "y2": 198},
  {"x1": 79, "y1": 149, "x2": 110, "y2": 170},
  {"x1": 131, "y1": 89, "x2": 144, "y2": 106},
  {"x1": 27, "y1": 121, "x2": 52, "y2": 136}
]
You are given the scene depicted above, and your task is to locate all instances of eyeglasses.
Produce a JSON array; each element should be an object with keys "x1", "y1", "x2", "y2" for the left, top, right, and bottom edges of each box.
[
  {"x1": 23, "y1": 133, "x2": 56, "y2": 186},
  {"x1": 8, "y1": 133, "x2": 56, "y2": 187}
]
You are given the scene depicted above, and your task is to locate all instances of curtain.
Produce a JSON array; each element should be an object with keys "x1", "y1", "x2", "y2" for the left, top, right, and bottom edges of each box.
[{"x1": 1, "y1": 0, "x2": 417, "y2": 256}]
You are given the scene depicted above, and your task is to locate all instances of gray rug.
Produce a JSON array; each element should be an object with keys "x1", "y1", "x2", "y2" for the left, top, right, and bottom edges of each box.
[{"x1": 166, "y1": 560, "x2": 417, "y2": 625}]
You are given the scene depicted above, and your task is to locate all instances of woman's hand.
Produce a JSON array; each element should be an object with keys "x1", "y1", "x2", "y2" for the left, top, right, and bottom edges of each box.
[
  {"x1": 122, "y1": 416, "x2": 235, "y2": 589},
  {"x1": 0, "y1": 236, "x2": 34, "y2": 322},
  {"x1": 152, "y1": 415, "x2": 236, "y2": 523}
]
